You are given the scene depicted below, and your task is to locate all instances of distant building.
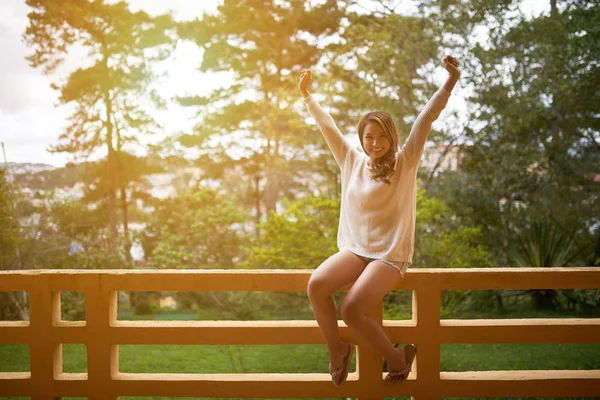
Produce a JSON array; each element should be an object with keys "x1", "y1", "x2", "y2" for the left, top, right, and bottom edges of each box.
[
  {"x1": 420, "y1": 144, "x2": 463, "y2": 176},
  {"x1": 159, "y1": 296, "x2": 177, "y2": 309},
  {"x1": 7, "y1": 162, "x2": 54, "y2": 176}
]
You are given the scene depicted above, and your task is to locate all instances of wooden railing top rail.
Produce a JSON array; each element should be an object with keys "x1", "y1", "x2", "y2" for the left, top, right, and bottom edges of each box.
[{"x1": 1, "y1": 267, "x2": 598, "y2": 291}]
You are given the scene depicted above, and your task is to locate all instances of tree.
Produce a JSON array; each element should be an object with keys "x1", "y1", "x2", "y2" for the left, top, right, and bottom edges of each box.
[
  {"x1": 244, "y1": 195, "x2": 340, "y2": 269},
  {"x1": 78, "y1": 153, "x2": 164, "y2": 261},
  {"x1": 177, "y1": 0, "x2": 344, "y2": 229},
  {"x1": 24, "y1": 0, "x2": 175, "y2": 254},
  {"x1": 18, "y1": 195, "x2": 125, "y2": 271},
  {"x1": 141, "y1": 188, "x2": 247, "y2": 269},
  {"x1": 405, "y1": 188, "x2": 497, "y2": 315},
  {"x1": 240, "y1": 195, "x2": 341, "y2": 324},
  {"x1": 139, "y1": 187, "x2": 250, "y2": 319},
  {"x1": 0, "y1": 168, "x2": 29, "y2": 320},
  {"x1": 0, "y1": 168, "x2": 20, "y2": 270},
  {"x1": 319, "y1": 0, "x2": 469, "y2": 194},
  {"x1": 327, "y1": 1, "x2": 442, "y2": 135},
  {"x1": 413, "y1": 188, "x2": 494, "y2": 270},
  {"x1": 509, "y1": 221, "x2": 580, "y2": 310},
  {"x1": 428, "y1": 1, "x2": 600, "y2": 268}
]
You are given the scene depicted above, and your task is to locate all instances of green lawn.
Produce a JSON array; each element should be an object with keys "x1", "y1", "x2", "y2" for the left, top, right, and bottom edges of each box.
[{"x1": 2, "y1": 343, "x2": 599, "y2": 374}]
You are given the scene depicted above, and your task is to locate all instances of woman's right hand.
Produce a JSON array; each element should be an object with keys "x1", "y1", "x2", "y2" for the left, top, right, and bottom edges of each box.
[
  {"x1": 298, "y1": 69, "x2": 312, "y2": 98},
  {"x1": 442, "y1": 55, "x2": 461, "y2": 79}
]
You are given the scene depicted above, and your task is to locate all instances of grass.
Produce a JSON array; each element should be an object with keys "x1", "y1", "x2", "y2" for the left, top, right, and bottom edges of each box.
[
  {"x1": 441, "y1": 343, "x2": 600, "y2": 371},
  {"x1": 2, "y1": 343, "x2": 599, "y2": 374}
]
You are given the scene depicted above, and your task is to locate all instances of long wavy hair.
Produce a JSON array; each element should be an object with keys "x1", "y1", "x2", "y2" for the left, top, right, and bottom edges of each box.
[{"x1": 357, "y1": 111, "x2": 399, "y2": 184}]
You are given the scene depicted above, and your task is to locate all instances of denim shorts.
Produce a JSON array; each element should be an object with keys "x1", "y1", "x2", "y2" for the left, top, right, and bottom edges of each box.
[{"x1": 351, "y1": 252, "x2": 410, "y2": 277}]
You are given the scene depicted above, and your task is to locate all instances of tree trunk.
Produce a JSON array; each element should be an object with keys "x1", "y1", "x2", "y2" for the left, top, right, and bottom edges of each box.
[
  {"x1": 494, "y1": 291, "x2": 505, "y2": 313},
  {"x1": 261, "y1": 69, "x2": 279, "y2": 216},
  {"x1": 530, "y1": 289, "x2": 558, "y2": 310},
  {"x1": 595, "y1": 229, "x2": 600, "y2": 266},
  {"x1": 254, "y1": 174, "x2": 261, "y2": 238},
  {"x1": 424, "y1": 140, "x2": 458, "y2": 190},
  {"x1": 103, "y1": 53, "x2": 118, "y2": 255},
  {"x1": 114, "y1": 121, "x2": 132, "y2": 264},
  {"x1": 0, "y1": 292, "x2": 29, "y2": 321},
  {"x1": 120, "y1": 184, "x2": 132, "y2": 263},
  {"x1": 264, "y1": 162, "x2": 279, "y2": 215},
  {"x1": 129, "y1": 291, "x2": 137, "y2": 316},
  {"x1": 546, "y1": 0, "x2": 563, "y2": 168},
  {"x1": 106, "y1": 140, "x2": 118, "y2": 254}
]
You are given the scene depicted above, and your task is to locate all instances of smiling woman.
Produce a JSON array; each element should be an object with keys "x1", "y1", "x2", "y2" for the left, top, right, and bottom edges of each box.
[{"x1": 299, "y1": 57, "x2": 460, "y2": 385}]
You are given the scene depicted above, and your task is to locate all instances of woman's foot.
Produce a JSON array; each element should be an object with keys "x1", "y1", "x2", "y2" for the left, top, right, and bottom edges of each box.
[
  {"x1": 329, "y1": 341, "x2": 349, "y2": 370},
  {"x1": 386, "y1": 346, "x2": 407, "y2": 372},
  {"x1": 328, "y1": 341, "x2": 354, "y2": 386},
  {"x1": 385, "y1": 344, "x2": 416, "y2": 383}
]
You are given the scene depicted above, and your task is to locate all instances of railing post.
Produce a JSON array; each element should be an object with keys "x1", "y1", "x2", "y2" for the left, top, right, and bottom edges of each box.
[
  {"x1": 357, "y1": 300, "x2": 384, "y2": 400},
  {"x1": 86, "y1": 277, "x2": 119, "y2": 400},
  {"x1": 29, "y1": 280, "x2": 61, "y2": 400},
  {"x1": 413, "y1": 282, "x2": 442, "y2": 400}
]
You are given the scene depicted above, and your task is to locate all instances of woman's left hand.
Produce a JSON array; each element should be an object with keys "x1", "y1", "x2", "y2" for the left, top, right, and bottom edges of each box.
[{"x1": 443, "y1": 55, "x2": 461, "y2": 78}]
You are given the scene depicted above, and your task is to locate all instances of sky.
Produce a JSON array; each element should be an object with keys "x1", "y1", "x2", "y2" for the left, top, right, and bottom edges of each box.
[{"x1": 0, "y1": 0, "x2": 550, "y2": 167}]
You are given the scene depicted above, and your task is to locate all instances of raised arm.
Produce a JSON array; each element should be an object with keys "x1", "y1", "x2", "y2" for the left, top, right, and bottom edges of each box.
[
  {"x1": 401, "y1": 56, "x2": 461, "y2": 168},
  {"x1": 299, "y1": 69, "x2": 350, "y2": 168}
]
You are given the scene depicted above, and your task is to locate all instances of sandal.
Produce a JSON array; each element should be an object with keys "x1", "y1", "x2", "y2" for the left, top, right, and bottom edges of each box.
[
  {"x1": 329, "y1": 342, "x2": 354, "y2": 386},
  {"x1": 385, "y1": 344, "x2": 417, "y2": 383}
]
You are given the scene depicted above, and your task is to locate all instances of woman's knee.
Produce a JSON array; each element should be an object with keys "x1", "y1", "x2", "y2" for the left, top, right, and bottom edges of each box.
[
  {"x1": 340, "y1": 298, "x2": 363, "y2": 326},
  {"x1": 307, "y1": 273, "x2": 333, "y2": 300}
]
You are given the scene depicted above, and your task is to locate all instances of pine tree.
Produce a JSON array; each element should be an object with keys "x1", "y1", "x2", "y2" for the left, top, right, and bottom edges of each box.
[
  {"x1": 177, "y1": 0, "x2": 343, "y2": 229},
  {"x1": 24, "y1": 0, "x2": 175, "y2": 254}
]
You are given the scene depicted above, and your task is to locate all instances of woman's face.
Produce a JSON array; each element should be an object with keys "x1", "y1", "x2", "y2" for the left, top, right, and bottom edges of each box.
[{"x1": 363, "y1": 121, "x2": 391, "y2": 159}]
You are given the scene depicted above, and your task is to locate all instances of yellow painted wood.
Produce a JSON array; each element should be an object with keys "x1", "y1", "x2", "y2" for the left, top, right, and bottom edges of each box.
[
  {"x1": 28, "y1": 284, "x2": 61, "y2": 396},
  {"x1": 429, "y1": 267, "x2": 600, "y2": 289},
  {"x1": 4, "y1": 371, "x2": 597, "y2": 397},
  {"x1": 112, "y1": 320, "x2": 337, "y2": 344},
  {"x1": 86, "y1": 286, "x2": 118, "y2": 395},
  {"x1": 114, "y1": 372, "x2": 386, "y2": 397},
  {"x1": 0, "y1": 323, "x2": 32, "y2": 343},
  {"x1": 383, "y1": 318, "x2": 600, "y2": 344},
  {"x1": 0, "y1": 372, "x2": 30, "y2": 380},
  {"x1": 2, "y1": 267, "x2": 598, "y2": 291},
  {"x1": 413, "y1": 285, "x2": 441, "y2": 384},
  {"x1": 1, "y1": 268, "x2": 599, "y2": 399},
  {"x1": 440, "y1": 370, "x2": 600, "y2": 397},
  {"x1": 8, "y1": 317, "x2": 594, "y2": 346},
  {"x1": 0, "y1": 320, "x2": 29, "y2": 327},
  {"x1": 440, "y1": 318, "x2": 600, "y2": 343}
]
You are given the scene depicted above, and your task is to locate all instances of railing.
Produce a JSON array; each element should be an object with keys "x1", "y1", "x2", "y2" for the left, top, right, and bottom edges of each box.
[{"x1": 0, "y1": 268, "x2": 599, "y2": 400}]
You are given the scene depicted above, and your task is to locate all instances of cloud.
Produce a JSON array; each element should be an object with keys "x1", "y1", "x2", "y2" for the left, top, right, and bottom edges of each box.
[
  {"x1": 0, "y1": 1, "x2": 66, "y2": 165},
  {"x1": 0, "y1": 0, "x2": 55, "y2": 113},
  {"x1": 0, "y1": 104, "x2": 71, "y2": 166},
  {"x1": 0, "y1": 0, "x2": 88, "y2": 166}
]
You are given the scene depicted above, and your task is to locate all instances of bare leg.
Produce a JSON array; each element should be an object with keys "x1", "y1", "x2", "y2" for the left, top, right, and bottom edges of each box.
[
  {"x1": 340, "y1": 261, "x2": 406, "y2": 371},
  {"x1": 307, "y1": 250, "x2": 366, "y2": 370}
]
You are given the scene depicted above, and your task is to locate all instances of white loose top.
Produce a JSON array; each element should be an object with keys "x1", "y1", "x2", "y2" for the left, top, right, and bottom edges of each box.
[{"x1": 304, "y1": 86, "x2": 451, "y2": 264}]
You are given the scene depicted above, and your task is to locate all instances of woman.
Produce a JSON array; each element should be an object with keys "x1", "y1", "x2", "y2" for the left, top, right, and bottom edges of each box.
[{"x1": 299, "y1": 56, "x2": 460, "y2": 385}]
